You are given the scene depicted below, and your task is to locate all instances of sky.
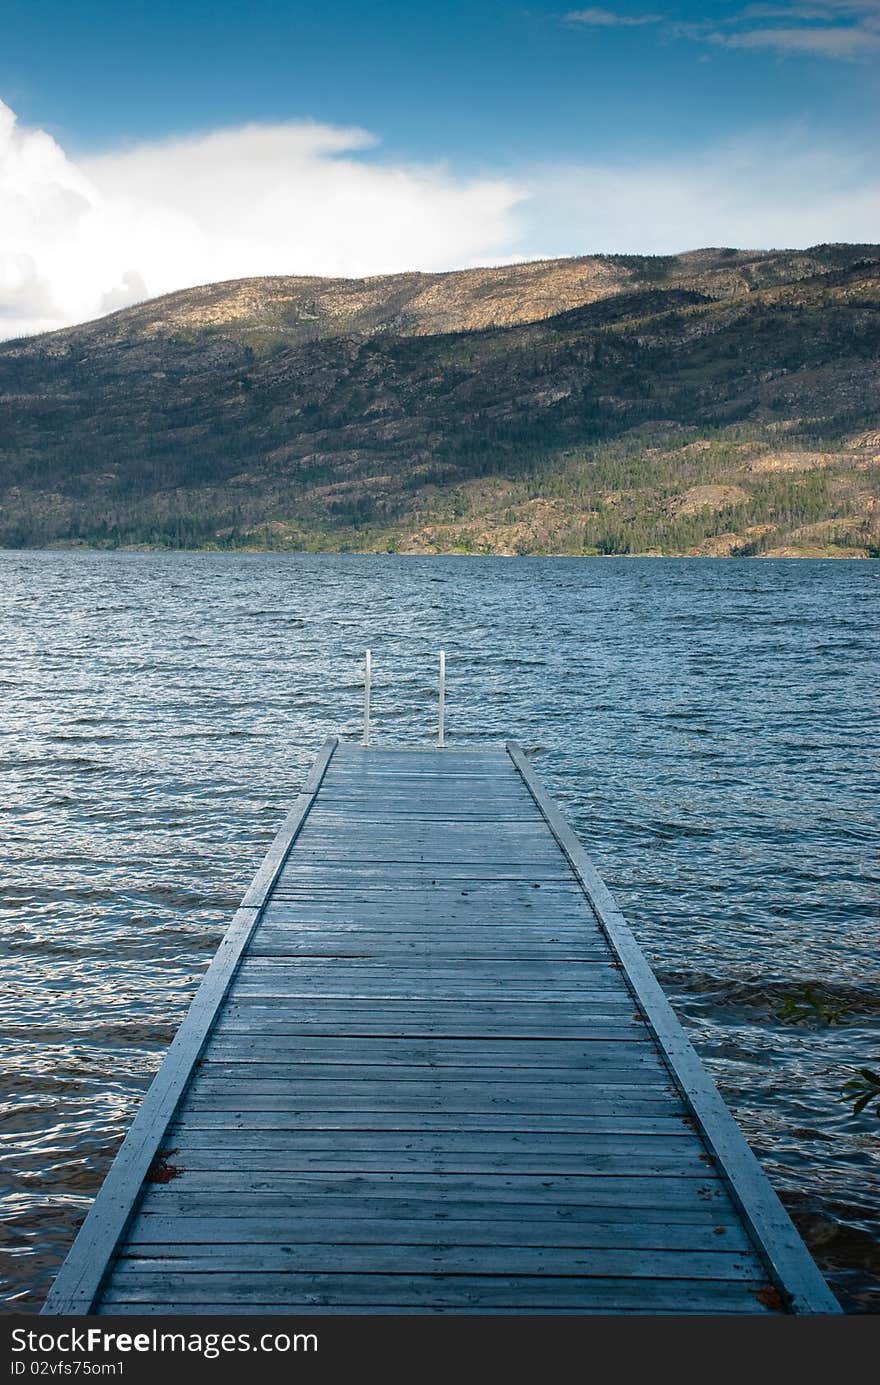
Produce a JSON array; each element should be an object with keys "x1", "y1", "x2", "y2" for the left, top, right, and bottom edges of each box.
[{"x1": 1, "y1": 0, "x2": 878, "y2": 337}]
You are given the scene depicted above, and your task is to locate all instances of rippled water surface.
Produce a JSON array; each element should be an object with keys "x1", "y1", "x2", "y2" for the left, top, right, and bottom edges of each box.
[{"x1": 1, "y1": 552, "x2": 878, "y2": 1312}]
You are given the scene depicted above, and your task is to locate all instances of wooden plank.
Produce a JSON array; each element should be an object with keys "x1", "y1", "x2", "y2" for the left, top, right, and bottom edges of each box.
[
  {"x1": 309, "y1": 802, "x2": 530, "y2": 810},
  {"x1": 230, "y1": 976, "x2": 633, "y2": 994},
  {"x1": 273, "y1": 867, "x2": 578, "y2": 879},
  {"x1": 213, "y1": 1020, "x2": 646, "y2": 1041},
  {"x1": 185, "y1": 1071, "x2": 674, "y2": 1092},
  {"x1": 287, "y1": 845, "x2": 566, "y2": 859},
  {"x1": 132, "y1": 1170, "x2": 734, "y2": 1204},
  {"x1": 194, "y1": 1056, "x2": 670, "y2": 1079},
  {"x1": 234, "y1": 962, "x2": 624, "y2": 977},
  {"x1": 113, "y1": 1246, "x2": 762, "y2": 1279},
  {"x1": 248, "y1": 939, "x2": 612, "y2": 960},
  {"x1": 173, "y1": 1111, "x2": 690, "y2": 1133},
  {"x1": 254, "y1": 919, "x2": 606, "y2": 930},
  {"x1": 97, "y1": 1300, "x2": 770, "y2": 1315},
  {"x1": 40, "y1": 736, "x2": 339, "y2": 1317},
  {"x1": 308, "y1": 811, "x2": 532, "y2": 820},
  {"x1": 187, "y1": 1069, "x2": 676, "y2": 1089},
  {"x1": 252, "y1": 917, "x2": 605, "y2": 930},
  {"x1": 191, "y1": 1059, "x2": 671, "y2": 1081},
  {"x1": 252, "y1": 933, "x2": 606, "y2": 947},
  {"x1": 234, "y1": 964, "x2": 627, "y2": 985},
  {"x1": 266, "y1": 894, "x2": 586, "y2": 907},
  {"x1": 193, "y1": 1081, "x2": 669, "y2": 1101},
  {"x1": 142, "y1": 1151, "x2": 711, "y2": 1177},
  {"x1": 230, "y1": 984, "x2": 634, "y2": 1002},
  {"x1": 257, "y1": 917, "x2": 601, "y2": 931},
  {"x1": 127, "y1": 1213, "x2": 753, "y2": 1251},
  {"x1": 257, "y1": 906, "x2": 599, "y2": 918},
  {"x1": 184, "y1": 1081, "x2": 676, "y2": 1103},
  {"x1": 96, "y1": 1303, "x2": 770, "y2": 1316},
  {"x1": 268, "y1": 897, "x2": 593, "y2": 908},
  {"x1": 198, "y1": 1037, "x2": 659, "y2": 1066},
  {"x1": 166, "y1": 1128, "x2": 705, "y2": 1156},
  {"x1": 506, "y1": 741, "x2": 840, "y2": 1315},
  {"x1": 194, "y1": 1092, "x2": 670, "y2": 1114},
  {"x1": 136, "y1": 1188, "x2": 738, "y2": 1221},
  {"x1": 218, "y1": 999, "x2": 642, "y2": 1017},
  {"x1": 274, "y1": 872, "x2": 575, "y2": 887},
  {"x1": 236, "y1": 958, "x2": 623, "y2": 978},
  {"x1": 295, "y1": 820, "x2": 548, "y2": 829},
  {"x1": 317, "y1": 775, "x2": 522, "y2": 784},
  {"x1": 96, "y1": 1273, "x2": 777, "y2": 1313}
]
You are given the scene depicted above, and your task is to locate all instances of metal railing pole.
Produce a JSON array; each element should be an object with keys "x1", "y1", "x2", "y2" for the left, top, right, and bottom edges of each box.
[
  {"x1": 363, "y1": 649, "x2": 371, "y2": 745},
  {"x1": 438, "y1": 649, "x2": 446, "y2": 748}
]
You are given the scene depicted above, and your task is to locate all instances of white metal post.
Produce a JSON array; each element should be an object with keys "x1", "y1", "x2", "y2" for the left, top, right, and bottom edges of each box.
[
  {"x1": 438, "y1": 649, "x2": 446, "y2": 748},
  {"x1": 363, "y1": 649, "x2": 371, "y2": 746}
]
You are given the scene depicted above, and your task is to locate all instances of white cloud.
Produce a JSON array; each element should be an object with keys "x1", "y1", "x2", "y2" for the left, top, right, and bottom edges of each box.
[
  {"x1": 563, "y1": 8, "x2": 662, "y2": 26},
  {"x1": 0, "y1": 102, "x2": 524, "y2": 338},
  {"x1": 742, "y1": 2, "x2": 880, "y2": 16},
  {"x1": 719, "y1": 23, "x2": 880, "y2": 56},
  {"x1": 565, "y1": 3, "x2": 880, "y2": 59},
  {"x1": 522, "y1": 132, "x2": 880, "y2": 255},
  {"x1": 0, "y1": 101, "x2": 878, "y2": 341},
  {"x1": 742, "y1": 2, "x2": 880, "y2": 14},
  {"x1": 696, "y1": 0, "x2": 880, "y2": 59}
]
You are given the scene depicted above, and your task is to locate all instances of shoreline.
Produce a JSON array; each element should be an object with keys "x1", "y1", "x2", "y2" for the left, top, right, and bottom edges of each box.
[{"x1": 0, "y1": 544, "x2": 875, "y2": 560}]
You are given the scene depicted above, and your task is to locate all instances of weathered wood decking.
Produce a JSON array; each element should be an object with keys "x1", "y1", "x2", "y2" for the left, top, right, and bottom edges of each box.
[{"x1": 43, "y1": 739, "x2": 839, "y2": 1315}]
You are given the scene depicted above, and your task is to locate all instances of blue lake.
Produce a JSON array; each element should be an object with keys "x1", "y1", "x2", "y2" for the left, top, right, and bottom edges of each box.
[{"x1": 1, "y1": 552, "x2": 878, "y2": 1311}]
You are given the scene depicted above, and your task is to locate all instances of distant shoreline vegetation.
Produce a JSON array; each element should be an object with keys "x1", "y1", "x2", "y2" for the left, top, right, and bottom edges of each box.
[
  {"x1": 2, "y1": 431, "x2": 878, "y2": 559},
  {"x1": 2, "y1": 540, "x2": 876, "y2": 559}
]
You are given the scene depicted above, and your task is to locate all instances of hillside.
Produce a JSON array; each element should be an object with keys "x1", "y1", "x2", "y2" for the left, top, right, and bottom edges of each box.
[{"x1": 1, "y1": 244, "x2": 878, "y2": 556}]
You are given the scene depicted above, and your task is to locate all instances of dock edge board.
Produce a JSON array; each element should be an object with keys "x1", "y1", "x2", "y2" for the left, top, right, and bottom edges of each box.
[
  {"x1": 40, "y1": 736, "x2": 340, "y2": 1315},
  {"x1": 505, "y1": 741, "x2": 840, "y2": 1315}
]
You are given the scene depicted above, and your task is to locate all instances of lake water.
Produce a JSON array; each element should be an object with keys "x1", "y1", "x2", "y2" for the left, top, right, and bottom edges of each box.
[{"x1": 1, "y1": 551, "x2": 878, "y2": 1312}]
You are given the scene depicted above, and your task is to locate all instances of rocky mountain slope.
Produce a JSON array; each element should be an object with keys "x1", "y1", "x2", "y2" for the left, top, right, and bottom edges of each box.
[{"x1": 1, "y1": 244, "x2": 878, "y2": 555}]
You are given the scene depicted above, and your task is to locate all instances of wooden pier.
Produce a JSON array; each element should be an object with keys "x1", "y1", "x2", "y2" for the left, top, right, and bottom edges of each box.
[{"x1": 43, "y1": 738, "x2": 839, "y2": 1315}]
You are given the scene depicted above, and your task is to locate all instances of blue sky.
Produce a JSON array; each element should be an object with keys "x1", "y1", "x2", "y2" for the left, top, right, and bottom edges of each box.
[
  {"x1": 3, "y1": 0, "x2": 877, "y2": 162},
  {"x1": 1, "y1": 2, "x2": 878, "y2": 335}
]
